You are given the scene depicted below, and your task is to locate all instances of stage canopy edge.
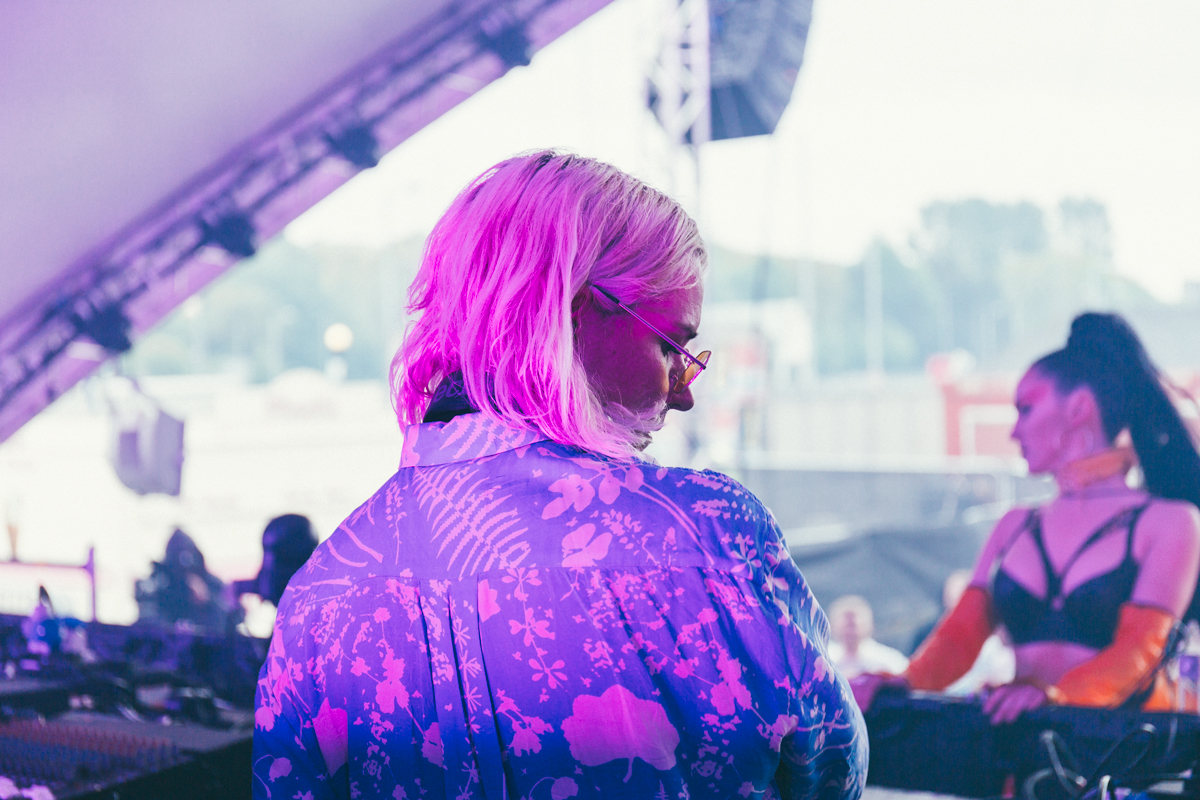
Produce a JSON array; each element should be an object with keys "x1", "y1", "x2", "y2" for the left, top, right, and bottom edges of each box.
[{"x1": 0, "y1": 0, "x2": 613, "y2": 443}]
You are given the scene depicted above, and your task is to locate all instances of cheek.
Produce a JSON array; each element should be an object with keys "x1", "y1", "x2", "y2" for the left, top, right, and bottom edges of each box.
[
  {"x1": 582, "y1": 335, "x2": 669, "y2": 408},
  {"x1": 1018, "y1": 408, "x2": 1065, "y2": 460},
  {"x1": 1017, "y1": 415, "x2": 1043, "y2": 447},
  {"x1": 631, "y1": 348, "x2": 670, "y2": 394},
  {"x1": 619, "y1": 345, "x2": 674, "y2": 411},
  {"x1": 1030, "y1": 409, "x2": 1060, "y2": 440}
]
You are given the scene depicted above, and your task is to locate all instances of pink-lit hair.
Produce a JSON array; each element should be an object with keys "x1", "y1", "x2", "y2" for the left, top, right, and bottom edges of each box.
[{"x1": 391, "y1": 150, "x2": 705, "y2": 459}]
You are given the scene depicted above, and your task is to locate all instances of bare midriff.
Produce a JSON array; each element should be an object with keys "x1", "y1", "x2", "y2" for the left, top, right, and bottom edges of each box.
[{"x1": 1013, "y1": 640, "x2": 1099, "y2": 685}]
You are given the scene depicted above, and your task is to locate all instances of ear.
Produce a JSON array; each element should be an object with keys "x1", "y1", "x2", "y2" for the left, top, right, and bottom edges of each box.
[
  {"x1": 1063, "y1": 385, "x2": 1101, "y2": 428},
  {"x1": 570, "y1": 289, "x2": 591, "y2": 335}
]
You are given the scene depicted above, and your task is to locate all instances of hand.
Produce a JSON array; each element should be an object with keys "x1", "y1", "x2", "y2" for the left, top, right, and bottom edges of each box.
[
  {"x1": 849, "y1": 673, "x2": 909, "y2": 712},
  {"x1": 982, "y1": 680, "x2": 1049, "y2": 724}
]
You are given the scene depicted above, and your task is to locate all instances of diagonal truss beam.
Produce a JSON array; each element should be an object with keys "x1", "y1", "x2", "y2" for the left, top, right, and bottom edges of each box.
[{"x1": 0, "y1": 0, "x2": 612, "y2": 443}]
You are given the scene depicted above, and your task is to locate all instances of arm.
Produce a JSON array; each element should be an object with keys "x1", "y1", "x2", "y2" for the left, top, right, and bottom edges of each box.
[
  {"x1": 254, "y1": 707, "x2": 334, "y2": 800},
  {"x1": 757, "y1": 517, "x2": 867, "y2": 800},
  {"x1": 1046, "y1": 603, "x2": 1175, "y2": 707},
  {"x1": 858, "y1": 509, "x2": 1023, "y2": 706},
  {"x1": 253, "y1": 619, "x2": 342, "y2": 800},
  {"x1": 1047, "y1": 501, "x2": 1200, "y2": 707},
  {"x1": 902, "y1": 508, "x2": 1035, "y2": 689},
  {"x1": 903, "y1": 585, "x2": 994, "y2": 690},
  {"x1": 1128, "y1": 500, "x2": 1200, "y2": 617},
  {"x1": 988, "y1": 501, "x2": 1200, "y2": 719}
]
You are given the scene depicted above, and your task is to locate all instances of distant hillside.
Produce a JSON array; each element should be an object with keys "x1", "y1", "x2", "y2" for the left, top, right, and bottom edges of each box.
[
  {"x1": 125, "y1": 235, "x2": 426, "y2": 382},
  {"x1": 124, "y1": 196, "x2": 1200, "y2": 384}
]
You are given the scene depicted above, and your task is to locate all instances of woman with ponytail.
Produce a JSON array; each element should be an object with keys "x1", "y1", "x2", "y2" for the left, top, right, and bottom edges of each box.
[{"x1": 855, "y1": 312, "x2": 1200, "y2": 722}]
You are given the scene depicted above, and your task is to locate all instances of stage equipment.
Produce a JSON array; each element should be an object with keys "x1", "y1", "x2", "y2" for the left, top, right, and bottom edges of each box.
[
  {"x1": 325, "y1": 125, "x2": 381, "y2": 170},
  {"x1": 74, "y1": 305, "x2": 134, "y2": 355},
  {"x1": 708, "y1": 0, "x2": 813, "y2": 140},
  {"x1": 0, "y1": 715, "x2": 251, "y2": 800},
  {"x1": 0, "y1": 612, "x2": 261, "y2": 797},
  {"x1": 648, "y1": 0, "x2": 711, "y2": 147},
  {"x1": 110, "y1": 407, "x2": 184, "y2": 497},
  {"x1": 649, "y1": 0, "x2": 813, "y2": 144},
  {"x1": 865, "y1": 690, "x2": 1200, "y2": 799},
  {"x1": 200, "y1": 213, "x2": 258, "y2": 259},
  {"x1": 105, "y1": 379, "x2": 185, "y2": 497},
  {"x1": 0, "y1": 0, "x2": 614, "y2": 445},
  {"x1": 0, "y1": 549, "x2": 97, "y2": 621}
]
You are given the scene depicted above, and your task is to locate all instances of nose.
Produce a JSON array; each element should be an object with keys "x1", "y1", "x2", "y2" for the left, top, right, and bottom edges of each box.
[{"x1": 668, "y1": 381, "x2": 695, "y2": 412}]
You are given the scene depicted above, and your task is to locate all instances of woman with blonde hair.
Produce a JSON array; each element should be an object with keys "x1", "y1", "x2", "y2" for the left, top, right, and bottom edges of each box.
[{"x1": 254, "y1": 151, "x2": 865, "y2": 799}]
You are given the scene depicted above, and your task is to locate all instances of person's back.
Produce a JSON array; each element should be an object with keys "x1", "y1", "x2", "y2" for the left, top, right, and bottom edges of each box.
[
  {"x1": 253, "y1": 151, "x2": 865, "y2": 799},
  {"x1": 256, "y1": 415, "x2": 860, "y2": 797}
]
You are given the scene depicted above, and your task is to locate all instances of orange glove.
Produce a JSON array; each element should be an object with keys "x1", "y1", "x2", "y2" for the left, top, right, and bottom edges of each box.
[
  {"x1": 1046, "y1": 603, "x2": 1176, "y2": 708},
  {"x1": 904, "y1": 585, "x2": 994, "y2": 691}
]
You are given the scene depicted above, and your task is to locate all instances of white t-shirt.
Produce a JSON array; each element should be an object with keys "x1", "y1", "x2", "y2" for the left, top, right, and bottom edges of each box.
[{"x1": 828, "y1": 638, "x2": 910, "y2": 680}]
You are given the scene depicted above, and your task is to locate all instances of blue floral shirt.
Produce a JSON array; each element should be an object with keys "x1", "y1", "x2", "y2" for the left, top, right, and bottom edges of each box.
[{"x1": 253, "y1": 413, "x2": 866, "y2": 800}]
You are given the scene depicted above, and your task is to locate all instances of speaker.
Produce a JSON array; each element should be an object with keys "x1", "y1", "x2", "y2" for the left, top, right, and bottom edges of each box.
[
  {"x1": 709, "y1": 0, "x2": 813, "y2": 140},
  {"x1": 111, "y1": 405, "x2": 184, "y2": 496}
]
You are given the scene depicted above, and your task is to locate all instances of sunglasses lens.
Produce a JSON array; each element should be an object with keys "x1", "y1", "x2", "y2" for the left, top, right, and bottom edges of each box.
[{"x1": 674, "y1": 351, "x2": 712, "y2": 392}]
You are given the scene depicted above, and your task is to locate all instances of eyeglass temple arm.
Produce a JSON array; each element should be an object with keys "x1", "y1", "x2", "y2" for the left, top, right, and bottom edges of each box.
[{"x1": 591, "y1": 286, "x2": 707, "y2": 372}]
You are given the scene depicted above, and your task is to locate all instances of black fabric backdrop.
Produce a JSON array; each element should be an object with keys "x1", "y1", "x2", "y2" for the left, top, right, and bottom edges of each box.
[{"x1": 790, "y1": 522, "x2": 993, "y2": 652}]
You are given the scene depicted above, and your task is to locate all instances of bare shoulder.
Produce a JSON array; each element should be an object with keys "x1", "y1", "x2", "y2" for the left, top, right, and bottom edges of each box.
[
  {"x1": 1131, "y1": 498, "x2": 1200, "y2": 613},
  {"x1": 985, "y1": 508, "x2": 1033, "y2": 550},
  {"x1": 1139, "y1": 498, "x2": 1200, "y2": 546},
  {"x1": 969, "y1": 507, "x2": 1033, "y2": 582}
]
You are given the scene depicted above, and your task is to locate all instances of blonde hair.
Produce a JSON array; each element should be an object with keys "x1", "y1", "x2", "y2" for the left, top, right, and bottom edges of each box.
[{"x1": 392, "y1": 151, "x2": 705, "y2": 459}]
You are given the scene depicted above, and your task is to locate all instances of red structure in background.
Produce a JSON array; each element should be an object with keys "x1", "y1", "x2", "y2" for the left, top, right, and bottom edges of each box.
[
  {"x1": 926, "y1": 352, "x2": 1019, "y2": 460},
  {"x1": 940, "y1": 376, "x2": 1019, "y2": 459},
  {"x1": 929, "y1": 352, "x2": 1200, "y2": 460}
]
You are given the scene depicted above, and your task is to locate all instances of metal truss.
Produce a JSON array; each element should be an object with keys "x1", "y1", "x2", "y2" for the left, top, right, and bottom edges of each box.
[
  {"x1": 0, "y1": 0, "x2": 610, "y2": 443},
  {"x1": 647, "y1": 0, "x2": 711, "y2": 147}
]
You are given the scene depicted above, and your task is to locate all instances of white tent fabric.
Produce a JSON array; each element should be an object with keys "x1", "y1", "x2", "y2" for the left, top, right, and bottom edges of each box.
[{"x1": 0, "y1": 0, "x2": 612, "y2": 442}]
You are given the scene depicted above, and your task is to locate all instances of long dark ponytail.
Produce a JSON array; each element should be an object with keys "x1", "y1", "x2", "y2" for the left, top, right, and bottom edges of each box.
[{"x1": 1033, "y1": 312, "x2": 1200, "y2": 509}]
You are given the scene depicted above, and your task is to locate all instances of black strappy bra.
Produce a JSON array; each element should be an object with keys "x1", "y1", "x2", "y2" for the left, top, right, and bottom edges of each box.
[{"x1": 991, "y1": 502, "x2": 1151, "y2": 650}]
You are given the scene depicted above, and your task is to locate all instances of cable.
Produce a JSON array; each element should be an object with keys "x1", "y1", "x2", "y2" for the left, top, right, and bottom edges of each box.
[{"x1": 1040, "y1": 730, "x2": 1087, "y2": 797}]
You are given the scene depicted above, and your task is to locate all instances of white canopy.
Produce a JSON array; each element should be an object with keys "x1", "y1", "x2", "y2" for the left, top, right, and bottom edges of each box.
[{"x1": 0, "y1": 0, "x2": 611, "y2": 441}]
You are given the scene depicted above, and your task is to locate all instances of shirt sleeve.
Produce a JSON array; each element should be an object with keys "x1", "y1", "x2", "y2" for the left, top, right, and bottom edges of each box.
[
  {"x1": 753, "y1": 510, "x2": 869, "y2": 800},
  {"x1": 253, "y1": 614, "x2": 345, "y2": 800}
]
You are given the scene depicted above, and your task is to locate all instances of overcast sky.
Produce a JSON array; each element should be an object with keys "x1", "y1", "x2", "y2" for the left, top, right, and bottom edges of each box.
[{"x1": 287, "y1": 0, "x2": 1200, "y2": 300}]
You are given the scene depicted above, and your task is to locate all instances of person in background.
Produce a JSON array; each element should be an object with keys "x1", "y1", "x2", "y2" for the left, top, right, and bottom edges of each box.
[
  {"x1": 136, "y1": 528, "x2": 241, "y2": 634},
  {"x1": 21, "y1": 586, "x2": 85, "y2": 658},
  {"x1": 253, "y1": 151, "x2": 865, "y2": 800},
  {"x1": 232, "y1": 514, "x2": 319, "y2": 637},
  {"x1": 233, "y1": 514, "x2": 318, "y2": 605},
  {"x1": 855, "y1": 313, "x2": 1200, "y2": 722},
  {"x1": 908, "y1": 570, "x2": 972, "y2": 655},
  {"x1": 828, "y1": 594, "x2": 908, "y2": 679}
]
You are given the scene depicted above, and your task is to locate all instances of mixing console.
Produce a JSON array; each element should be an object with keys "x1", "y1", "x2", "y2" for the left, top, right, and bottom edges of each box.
[
  {"x1": 0, "y1": 714, "x2": 250, "y2": 799},
  {"x1": 0, "y1": 613, "x2": 260, "y2": 799},
  {"x1": 866, "y1": 690, "x2": 1200, "y2": 798},
  {"x1": 0, "y1": 718, "x2": 181, "y2": 791}
]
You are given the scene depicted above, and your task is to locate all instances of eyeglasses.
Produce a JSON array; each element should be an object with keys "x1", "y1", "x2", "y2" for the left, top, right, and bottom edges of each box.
[{"x1": 592, "y1": 286, "x2": 711, "y2": 393}]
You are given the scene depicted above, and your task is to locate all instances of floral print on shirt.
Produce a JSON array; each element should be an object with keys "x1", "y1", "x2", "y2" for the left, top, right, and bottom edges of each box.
[{"x1": 253, "y1": 413, "x2": 866, "y2": 800}]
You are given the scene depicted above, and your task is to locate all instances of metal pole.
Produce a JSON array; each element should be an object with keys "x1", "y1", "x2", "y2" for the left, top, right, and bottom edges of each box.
[
  {"x1": 87, "y1": 546, "x2": 97, "y2": 622},
  {"x1": 865, "y1": 244, "x2": 884, "y2": 380},
  {"x1": 648, "y1": 0, "x2": 710, "y2": 212}
]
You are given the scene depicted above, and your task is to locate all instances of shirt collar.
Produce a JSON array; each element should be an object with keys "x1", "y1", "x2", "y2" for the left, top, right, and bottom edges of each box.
[
  {"x1": 422, "y1": 371, "x2": 478, "y2": 423},
  {"x1": 400, "y1": 412, "x2": 547, "y2": 467}
]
